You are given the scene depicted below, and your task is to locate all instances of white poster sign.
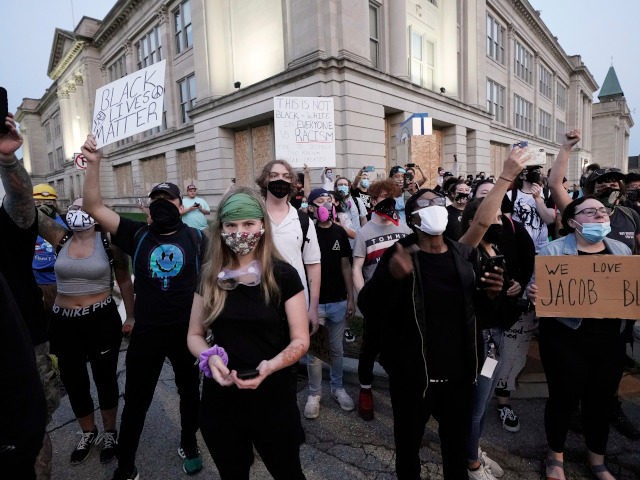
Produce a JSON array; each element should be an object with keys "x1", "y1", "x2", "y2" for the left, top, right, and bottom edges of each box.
[
  {"x1": 274, "y1": 96, "x2": 335, "y2": 168},
  {"x1": 92, "y1": 60, "x2": 167, "y2": 148}
]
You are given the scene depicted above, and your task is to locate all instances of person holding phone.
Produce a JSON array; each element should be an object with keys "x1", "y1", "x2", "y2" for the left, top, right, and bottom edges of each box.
[
  {"x1": 181, "y1": 184, "x2": 211, "y2": 231},
  {"x1": 187, "y1": 187, "x2": 310, "y2": 479}
]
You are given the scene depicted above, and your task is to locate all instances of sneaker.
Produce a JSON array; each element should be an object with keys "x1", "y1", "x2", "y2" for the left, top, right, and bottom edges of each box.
[
  {"x1": 497, "y1": 405, "x2": 520, "y2": 433},
  {"x1": 610, "y1": 401, "x2": 640, "y2": 440},
  {"x1": 99, "y1": 430, "x2": 118, "y2": 464},
  {"x1": 332, "y1": 388, "x2": 355, "y2": 411},
  {"x1": 468, "y1": 464, "x2": 498, "y2": 480},
  {"x1": 70, "y1": 428, "x2": 98, "y2": 464},
  {"x1": 479, "y1": 448, "x2": 504, "y2": 478},
  {"x1": 112, "y1": 467, "x2": 139, "y2": 480},
  {"x1": 303, "y1": 395, "x2": 321, "y2": 419},
  {"x1": 178, "y1": 446, "x2": 203, "y2": 475},
  {"x1": 343, "y1": 328, "x2": 355, "y2": 343},
  {"x1": 357, "y1": 388, "x2": 374, "y2": 421}
]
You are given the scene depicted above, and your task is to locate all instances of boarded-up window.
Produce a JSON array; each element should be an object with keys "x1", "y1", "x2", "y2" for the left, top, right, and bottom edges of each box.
[
  {"x1": 489, "y1": 142, "x2": 509, "y2": 179},
  {"x1": 114, "y1": 162, "x2": 133, "y2": 197},
  {"x1": 177, "y1": 147, "x2": 197, "y2": 189},
  {"x1": 234, "y1": 123, "x2": 274, "y2": 187},
  {"x1": 408, "y1": 130, "x2": 443, "y2": 189},
  {"x1": 139, "y1": 154, "x2": 167, "y2": 195}
]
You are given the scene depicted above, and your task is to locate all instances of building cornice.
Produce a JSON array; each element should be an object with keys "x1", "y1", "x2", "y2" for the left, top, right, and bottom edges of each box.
[
  {"x1": 49, "y1": 40, "x2": 86, "y2": 80},
  {"x1": 93, "y1": 0, "x2": 146, "y2": 48}
]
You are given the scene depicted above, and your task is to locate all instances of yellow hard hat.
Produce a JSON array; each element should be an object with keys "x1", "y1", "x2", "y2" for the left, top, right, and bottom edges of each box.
[{"x1": 33, "y1": 183, "x2": 58, "y2": 200}]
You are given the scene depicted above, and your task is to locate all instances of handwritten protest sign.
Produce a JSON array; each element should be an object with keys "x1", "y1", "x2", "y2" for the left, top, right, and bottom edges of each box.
[
  {"x1": 274, "y1": 96, "x2": 335, "y2": 168},
  {"x1": 92, "y1": 60, "x2": 166, "y2": 148},
  {"x1": 534, "y1": 255, "x2": 640, "y2": 319}
]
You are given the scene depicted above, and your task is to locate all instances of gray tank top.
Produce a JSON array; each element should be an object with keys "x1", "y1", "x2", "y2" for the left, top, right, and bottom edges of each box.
[{"x1": 55, "y1": 232, "x2": 112, "y2": 295}]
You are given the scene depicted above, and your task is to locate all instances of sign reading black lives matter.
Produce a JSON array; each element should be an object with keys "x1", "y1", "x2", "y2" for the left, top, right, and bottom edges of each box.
[
  {"x1": 274, "y1": 96, "x2": 335, "y2": 168},
  {"x1": 534, "y1": 255, "x2": 640, "y2": 319},
  {"x1": 92, "y1": 60, "x2": 167, "y2": 148}
]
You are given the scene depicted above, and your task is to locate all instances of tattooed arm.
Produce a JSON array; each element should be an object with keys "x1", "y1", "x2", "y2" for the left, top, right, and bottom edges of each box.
[
  {"x1": 0, "y1": 114, "x2": 35, "y2": 229},
  {"x1": 37, "y1": 210, "x2": 68, "y2": 247}
]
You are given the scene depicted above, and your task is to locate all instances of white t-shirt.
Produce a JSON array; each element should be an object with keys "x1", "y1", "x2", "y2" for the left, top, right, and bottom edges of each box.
[
  {"x1": 269, "y1": 204, "x2": 321, "y2": 305},
  {"x1": 508, "y1": 190, "x2": 549, "y2": 252}
]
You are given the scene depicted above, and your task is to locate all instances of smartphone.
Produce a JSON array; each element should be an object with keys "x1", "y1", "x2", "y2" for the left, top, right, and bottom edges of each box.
[
  {"x1": 0, "y1": 87, "x2": 9, "y2": 135},
  {"x1": 193, "y1": 202, "x2": 200, "y2": 207},
  {"x1": 406, "y1": 163, "x2": 416, "y2": 168},
  {"x1": 364, "y1": 166, "x2": 375, "y2": 172},
  {"x1": 512, "y1": 141, "x2": 528, "y2": 149},
  {"x1": 136, "y1": 198, "x2": 144, "y2": 207},
  {"x1": 236, "y1": 369, "x2": 260, "y2": 380},
  {"x1": 482, "y1": 255, "x2": 505, "y2": 273}
]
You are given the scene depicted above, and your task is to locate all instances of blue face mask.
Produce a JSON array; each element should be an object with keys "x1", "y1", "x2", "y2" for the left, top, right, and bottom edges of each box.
[
  {"x1": 576, "y1": 222, "x2": 611, "y2": 243},
  {"x1": 336, "y1": 185, "x2": 349, "y2": 195},
  {"x1": 300, "y1": 202, "x2": 308, "y2": 209},
  {"x1": 360, "y1": 179, "x2": 370, "y2": 189}
]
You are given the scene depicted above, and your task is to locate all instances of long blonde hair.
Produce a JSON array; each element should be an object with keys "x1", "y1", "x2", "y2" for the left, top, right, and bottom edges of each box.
[{"x1": 200, "y1": 186, "x2": 282, "y2": 327}]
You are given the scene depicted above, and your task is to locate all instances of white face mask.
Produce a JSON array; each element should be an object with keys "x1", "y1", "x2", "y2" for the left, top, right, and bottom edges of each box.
[
  {"x1": 413, "y1": 206, "x2": 448, "y2": 236},
  {"x1": 66, "y1": 208, "x2": 96, "y2": 231}
]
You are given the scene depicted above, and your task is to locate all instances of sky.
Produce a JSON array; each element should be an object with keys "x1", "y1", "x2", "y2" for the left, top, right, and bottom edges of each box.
[{"x1": 2, "y1": 0, "x2": 639, "y2": 156}]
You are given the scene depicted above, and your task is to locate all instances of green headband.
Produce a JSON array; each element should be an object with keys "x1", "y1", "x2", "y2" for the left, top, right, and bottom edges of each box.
[{"x1": 220, "y1": 193, "x2": 264, "y2": 222}]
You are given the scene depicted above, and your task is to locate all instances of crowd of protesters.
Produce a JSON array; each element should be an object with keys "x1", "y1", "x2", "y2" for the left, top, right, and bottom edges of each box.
[{"x1": 2, "y1": 110, "x2": 639, "y2": 480}]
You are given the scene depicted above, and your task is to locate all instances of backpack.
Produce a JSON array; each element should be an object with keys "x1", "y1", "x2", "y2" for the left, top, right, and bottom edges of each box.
[{"x1": 297, "y1": 209, "x2": 310, "y2": 253}]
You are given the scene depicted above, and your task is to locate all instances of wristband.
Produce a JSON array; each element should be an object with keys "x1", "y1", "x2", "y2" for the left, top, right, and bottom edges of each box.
[
  {"x1": 498, "y1": 175, "x2": 514, "y2": 183},
  {"x1": 198, "y1": 345, "x2": 229, "y2": 378}
]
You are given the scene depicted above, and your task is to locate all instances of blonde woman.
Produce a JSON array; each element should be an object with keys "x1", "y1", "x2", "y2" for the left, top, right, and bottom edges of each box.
[{"x1": 187, "y1": 187, "x2": 309, "y2": 479}]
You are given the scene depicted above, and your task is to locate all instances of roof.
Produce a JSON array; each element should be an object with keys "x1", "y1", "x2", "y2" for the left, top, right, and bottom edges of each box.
[{"x1": 598, "y1": 66, "x2": 624, "y2": 100}]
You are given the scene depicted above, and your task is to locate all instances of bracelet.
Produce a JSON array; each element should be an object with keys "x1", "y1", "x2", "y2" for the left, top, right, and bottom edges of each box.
[
  {"x1": 498, "y1": 175, "x2": 514, "y2": 183},
  {"x1": 198, "y1": 345, "x2": 228, "y2": 378}
]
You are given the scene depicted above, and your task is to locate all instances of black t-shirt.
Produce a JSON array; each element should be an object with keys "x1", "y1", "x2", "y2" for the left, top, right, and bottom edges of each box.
[
  {"x1": 209, "y1": 260, "x2": 303, "y2": 372},
  {"x1": 608, "y1": 207, "x2": 640, "y2": 253},
  {"x1": 419, "y1": 250, "x2": 466, "y2": 380},
  {"x1": 444, "y1": 205, "x2": 464, "y2": 241},
  {"x1": 351, "y1": 188, "x2": 372, "y2": 219},
  {"x1": 0, "y1": 206, "x2": 47, "y2": 345},
  {"x1": 316, "y1": 223, "x2": 352, "y2": 303},
  {"x1": 112, "y1": 217, "x2": 206, "y2": 331}
]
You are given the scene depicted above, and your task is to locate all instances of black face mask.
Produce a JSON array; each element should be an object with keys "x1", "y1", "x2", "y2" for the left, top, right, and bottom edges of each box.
[
  {"x1": 525, "y1": 170, "x2": 542, "y2": 184},
  {"x1": 483, "y1": 223, "x2": 503, "y2": 245},
  {"x1": 454, "y1": 193, "x2": 469, "y2": 203},
  {"x1": 267, "y1": 179, "x2": 291, "y2": 199},
  {"x1": 627, "y1": 189, "x2": 640, "y2": 203},
  {"x1": 36, "y1": 203, "x2": 58, "y2": 219},
  {"x1": 596, "y1": 187, "x2": 621, "y2": 208},
  {"x1": 149, "y1": 199, "x2": 182, "y2": 234}
]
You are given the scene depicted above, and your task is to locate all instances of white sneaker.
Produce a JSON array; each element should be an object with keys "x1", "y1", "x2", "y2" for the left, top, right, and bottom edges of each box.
[
  {"x1": 332, "y1": 388, "x2": 355, "y2": 411},
  {"x1": 304, "y1": 395, "x2": 321, "y2": 419},
  {"x1": 468, "y1": 464, "x2": 498, "y2": 480},
  {"x1": 479, "y1": 448, "x2": 504, "y2": 478}
]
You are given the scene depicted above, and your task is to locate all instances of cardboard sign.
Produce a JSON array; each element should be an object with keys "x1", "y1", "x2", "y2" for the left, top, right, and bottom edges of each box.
[
  {"x1": 534, "y1": 255, "x2": 640, "y2": 319},
  {"x1": 274, "y1": 96, "x2": 335, "y2": 168},
  {"x1": 92, "y1": 60, "x2": 167, "y2": 148}
]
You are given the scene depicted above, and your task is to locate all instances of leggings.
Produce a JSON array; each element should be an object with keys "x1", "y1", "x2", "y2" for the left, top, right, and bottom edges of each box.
[{"x1": 50, "y1": 296, "x2": 122, "y2": 418}]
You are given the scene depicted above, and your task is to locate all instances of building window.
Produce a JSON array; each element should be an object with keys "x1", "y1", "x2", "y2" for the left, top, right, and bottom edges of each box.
[
  {"x1": 55, "y1": 147, "x2": 64, "y2": 169},
  {"x1": 177, "y1": 147, "x2": 197, "y2": 188},
  {"x1": 369, "y1": 2, "x2": 380, "y2": 68},
  {"x1": 409, "y1": 29, "x2": 435, "y2": 90},
  {"x1": 486, "y1": 14, "x2": 505, "y2": 64},
  {"x1": 538, "y1": 109, "x2": 552, "y2": 140},
  {"x1": 556, "y1": 119, "x2": 566, "y2": 144},
  {"x1": 556, "y1": 82, "x2": 567, "y2": 110},
  {"x1": 139, "y1": 154, "x2": 167, "y2": 194},
  {"x1": 539, "y1": 64, "x2": 552, "y2": 99},
  {"x1": 53, "y1": 115, "x2": 61, "y2": 137},
  {"x1": 45, "y1": 122, "x2": 51, "y2": 144},
  {"x1": 137, "y1": 25, "x2": 163, "y2": 69},
  {"x1": 514, "y1": 94, "x2": 532, "y2": 133},
  {"x1": 48, "y1": 152, "x2": 54, "y2": 171},
  {"x1": 486, "y1": 78, "x2": 505, "y2": 123},
  {"x1": 178, "y1": 74, "x2": 197, "y2": 124},
  {"x1": 108, "y1": 54, "x2": 127, "y2": 81},
  {"x1": 114, "y1": 163, "x2": 133, "y2": 197},
  {"x1": 514, "y1": 40, "x2": 533, "y2": 84},
  {"x1": 174, "y1": 0, "x2": 192, "y2": 54}
]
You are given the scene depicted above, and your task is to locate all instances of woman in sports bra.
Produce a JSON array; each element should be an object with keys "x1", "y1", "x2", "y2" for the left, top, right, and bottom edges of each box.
[{"x1": 50, "y1": 197, "x2": 133, "y2": 466}]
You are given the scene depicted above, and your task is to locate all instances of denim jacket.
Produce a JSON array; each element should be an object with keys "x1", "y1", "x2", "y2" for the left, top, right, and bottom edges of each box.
[{"x1": 537, "y1": 234, "x2": 631, "y2": 329}]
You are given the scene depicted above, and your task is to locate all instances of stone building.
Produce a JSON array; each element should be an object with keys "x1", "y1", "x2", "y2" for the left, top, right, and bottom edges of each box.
[{"x1": 17, "y1": 0, "x2": 603, "y2": 210}]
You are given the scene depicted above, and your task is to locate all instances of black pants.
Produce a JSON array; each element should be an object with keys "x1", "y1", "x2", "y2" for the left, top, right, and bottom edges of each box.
[
  {"x1": 389, "y1": 374, "x2": 472, "y2": 480},
  {"x1": 358, "y1": 314, "x2": 380, "y2": 385},
  {"x1": 200, "y1": 372, "x2": 305, "y2": 480},
  {"x1": 539, "y1": 319, "x2": 624, "y2": 455},
  {"x1": 50, "y1": 297, "x2": 122, "y2": 418},
  {"x1": 117, "y1": 323, "x2": 200, "y2": 472}
]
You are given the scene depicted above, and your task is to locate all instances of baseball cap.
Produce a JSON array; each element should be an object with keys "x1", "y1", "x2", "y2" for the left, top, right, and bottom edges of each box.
[
  {"x1": 186, "y1": 184, "x2": 197, "y2": 190},
  {"x1": 308, "y1": 188, "x2": 330, "y2": 204},
  {"x1": 586, "y1": 168, "x2": 625, "y2": 185},
  {"x1": 389, "y1": 166, "x2": 407, "y2": 177},
  {"x1": 149, "y1": 182, "x2": 181, "y2": 199},
  {"x1": 625, "y1": 171, "x2": 640, "y2": 183},
  {"x1": 443, "y1": 171, "x2": 454, "y2": 177}
]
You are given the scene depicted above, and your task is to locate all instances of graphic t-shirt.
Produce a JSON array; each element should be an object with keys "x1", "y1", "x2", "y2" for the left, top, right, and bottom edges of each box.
[
  {"x1": 607, "y1": 206, "x2": 640, "y2": 253},
  {"x1": 502, "y1": 189, "x2": 549, "y2": 252},
  {"x1": 353, "y1": 219, "x2": 412, "y2": 282},
  {"x1": 316, "y1": 223, "x2": 352, "y2": 303},
  {"x1": 112, "y1": 217, "x2": 207, "y2": 331},
  {"x1": 351, "y1": 188, "x2": 372, "y2": 218}
]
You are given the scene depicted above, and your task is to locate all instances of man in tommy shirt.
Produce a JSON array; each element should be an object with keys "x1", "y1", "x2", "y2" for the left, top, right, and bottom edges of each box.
[{"x1": 352, "y1": 179, "x2": 411, "y2": 420}]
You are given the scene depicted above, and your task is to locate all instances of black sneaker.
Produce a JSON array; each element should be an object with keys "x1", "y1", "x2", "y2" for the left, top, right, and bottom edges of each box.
[
  {"x1": 344, "y1": 328, "x2": 355, "y2": 343},
  {"x1": 112, "y1": 466, "x2": 139, "y2": 480},
  {"x1": 610, "y1": 401, "x2": 640, "y2": 440},
  {"x1": 100, "y1": 430, "x2": 118, "y2": 464},
  {"x1": 497, "y1": 405, "x2": 520, "y2": 433},
  {"x1": 178, "y1": 446, "x2": 203, "y2": 475},
  {"x1": 70, "y1": 428, "x2": 98, "y2": 464}
]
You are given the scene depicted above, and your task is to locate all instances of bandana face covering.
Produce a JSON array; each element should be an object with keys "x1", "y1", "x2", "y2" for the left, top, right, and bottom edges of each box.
[
  {"x1": 525, "y1": 169, "x2": 542, "y2": 185},
  {"x1": 596, "y1": 188, "x2": 621, "y2": 208},
  {"x1": 267, "y1": 179, "x2": 291, "y2": 199},
  {"x1": 66, "y1": 207, "x2": 96, "y2": 231},
  {"x1": 221, "y1": 229, "x2": 264, "y2": 256},
  {"x1": 373, "y1": 197, "x2": 399, "y2": 225},
  {"x1": 413, "y1": 206, "x2": 448, "y2": 235},
  {"x1": 149, "y1": 199, "x2": 182, "y2": 234}
]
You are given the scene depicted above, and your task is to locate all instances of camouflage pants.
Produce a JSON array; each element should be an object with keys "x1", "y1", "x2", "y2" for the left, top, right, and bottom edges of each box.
[{"x1": 33, "y1": 342, "x2": 61, "y2": 480}]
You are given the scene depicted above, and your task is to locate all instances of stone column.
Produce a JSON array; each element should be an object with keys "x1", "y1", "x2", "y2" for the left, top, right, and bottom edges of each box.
[{"x1": 443, "y1": 125, "x2": 467, "y2": 175}]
